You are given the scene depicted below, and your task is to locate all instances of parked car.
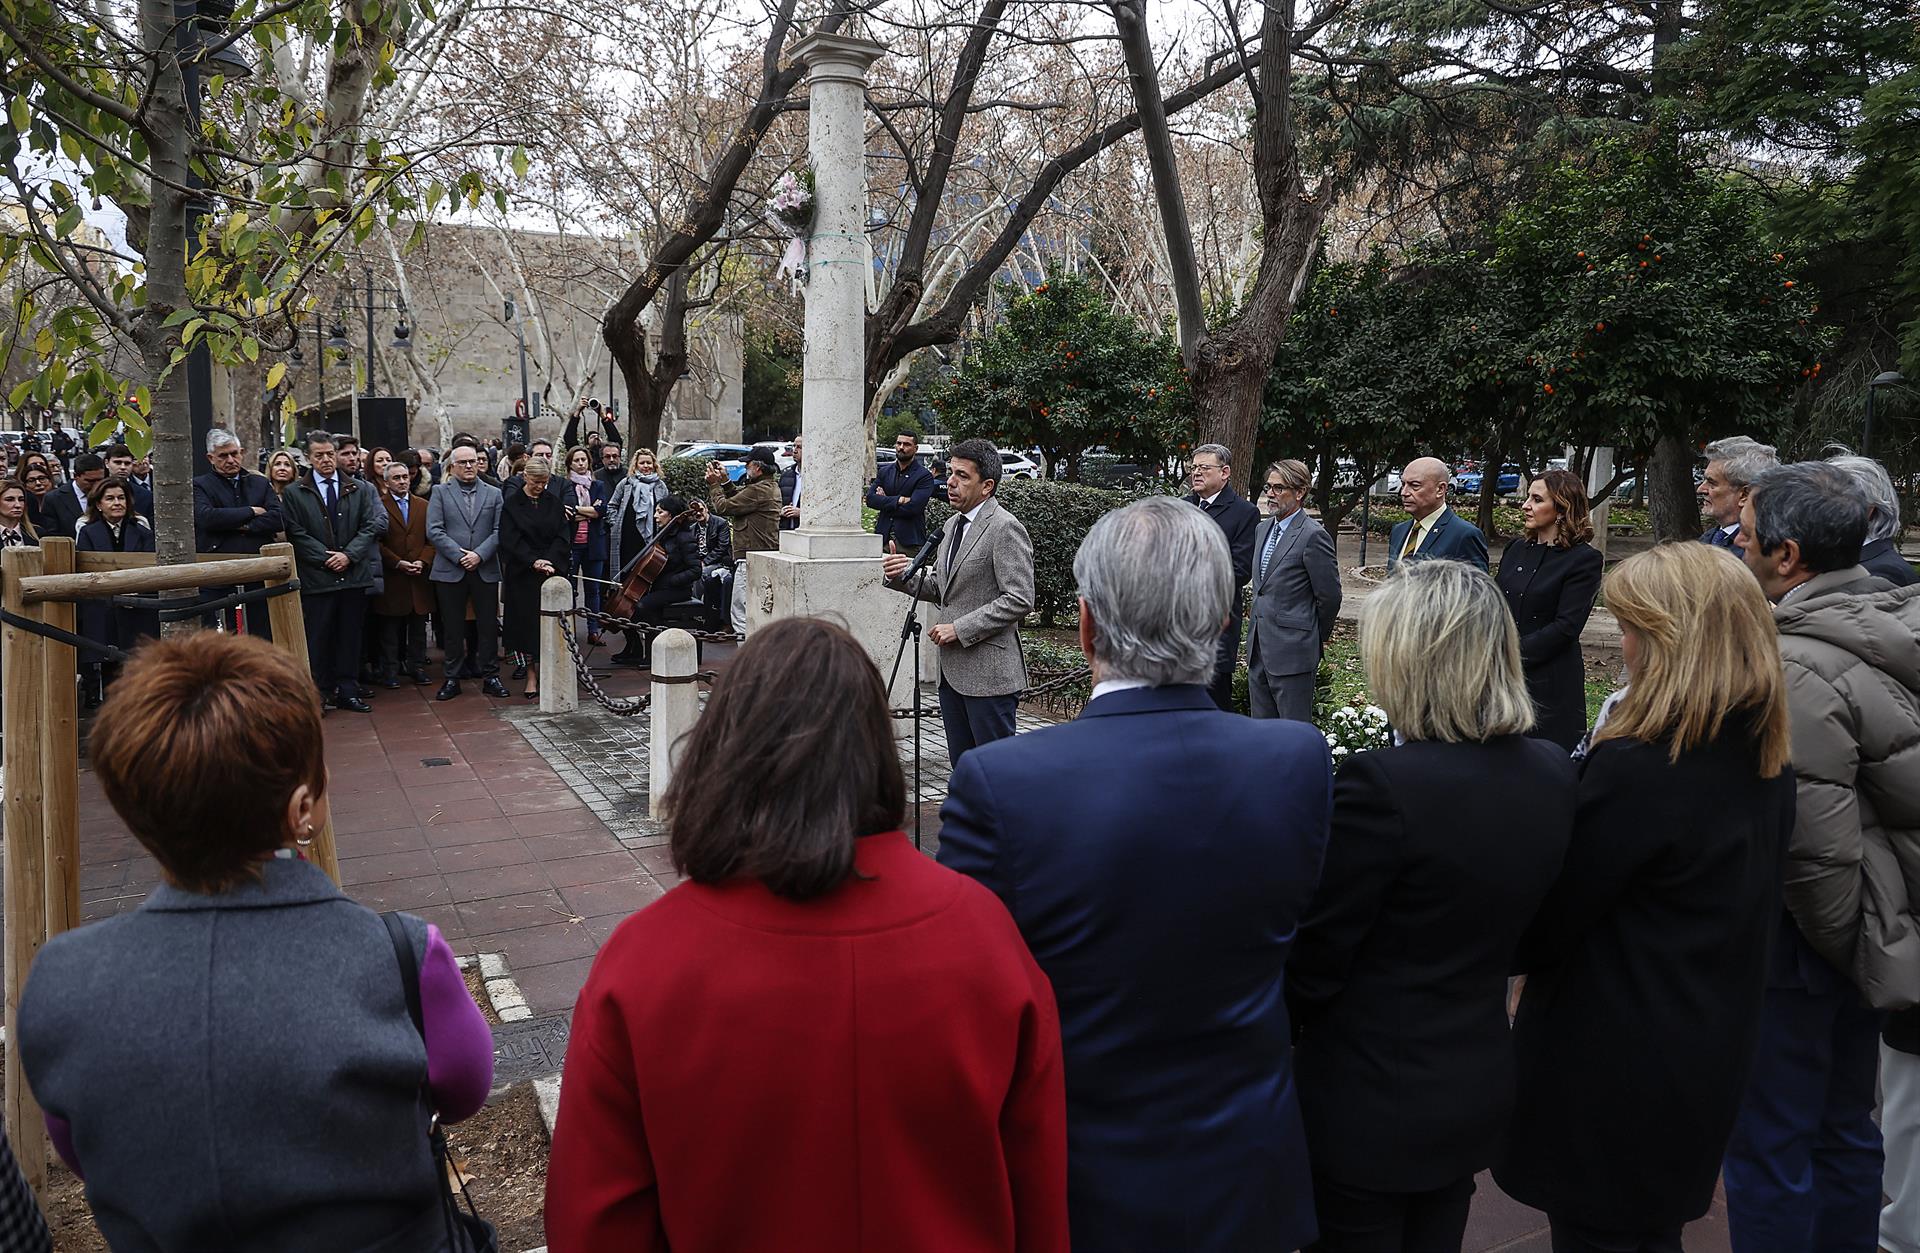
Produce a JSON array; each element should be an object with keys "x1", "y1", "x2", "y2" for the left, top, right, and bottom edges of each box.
[
  {"x1": 1455, "y1": 465, "x2": 1522, "y2": 495},
  {"x1": 752, "y1": 440, "x2": 797, "y2": 471},
  {"x1": 672, "y1": 442, "x2": 753, "y2": 482},
  {"x1": 997, "y1": 449, "x2": 1041, "y2": 480}
]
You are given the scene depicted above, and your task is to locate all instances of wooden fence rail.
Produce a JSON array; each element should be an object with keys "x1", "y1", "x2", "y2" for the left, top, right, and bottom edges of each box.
[{"x1": 1, "y1": 540, "x2": 330, "y2": 1198}]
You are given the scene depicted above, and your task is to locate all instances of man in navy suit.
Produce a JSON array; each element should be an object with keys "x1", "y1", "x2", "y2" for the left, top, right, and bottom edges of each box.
[
  {"x1": 1387, "y1": 456, "x2": 1488, "y2": 572},
  {"x1": 1183, "y1": 442, "x2": 1260, "y2": 710},
  {"x1": 867, "y1": 430, "x2": 938, "y2": 551},
  {"x1": 192, "y1": 428, "x2": 283, "y2": 637},
  {"x1": 938, "y1": 496, "x2": 1332, "y2": 1253},
  {"x1": 1697, "y1": 435, "x2": 1776, "y2": 549}
]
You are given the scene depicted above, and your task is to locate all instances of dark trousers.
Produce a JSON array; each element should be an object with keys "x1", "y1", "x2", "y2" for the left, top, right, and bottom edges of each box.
[
  {"x1": 1307, "y1": 1174, "x2": 1474, "y2": 1252},
  {"x1": 200, "y1": 583, "x2": 274, "y2": 641},
  {"x1": 572, "y1": 545, "x2": 604, "y2": 619},
  {"x1": 700, "y1": 566, "x2": 732, "y2": 633},
  {"x1": 302, "y1": 590, "x2": 363, "y2": 698},
  {"x1": 375, "y1": 612, "x2": 427, "y2": 677},
  {"x1": 1206, "y1": 613, "x2": 1242, "y2": 711},
  {"x1": 1548, "y1": 1219, "x2": 1683, "y2": 1253},
  {"x1": 938, "y1": 678, "x2": 1017, "y2": 762},
  {"x1": 434, "y1": 575, "x2": 499, "y2": 679},
  {"x1": 1724, "y1": 974, "x2": 1885, "y2": 1252}
]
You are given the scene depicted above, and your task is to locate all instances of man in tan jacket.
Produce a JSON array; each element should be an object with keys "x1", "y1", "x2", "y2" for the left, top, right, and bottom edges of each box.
[
  {"x1": 883, "y1": 438, "x2": 1034, "y2": 760},
  {"x1": 1723, "y1": 460, "x2": 1920, "y2": 1247},
  {"x1": 706, "y1": 447, "x2": 782, "y2": 635}
]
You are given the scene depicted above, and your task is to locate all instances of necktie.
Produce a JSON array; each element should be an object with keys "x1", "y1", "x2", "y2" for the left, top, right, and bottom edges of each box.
[
  {"x1": 947, "y1": 514, "x2": 969, "y2": 571},
  {"x1": 1713, "y1": 528, "x2": 1734, "y2": 548},
  {"x1": 231, "y1": 475, "x2": 245, "y2": 506},
  {"x1": 1401, "y1": 521, "x2": 1422, "y2": 560},
  {"x1": 2, "y1": 530, "x2": 19, "y2": 548},
  {"x1": 1259, "y1": 522, "x2": 1282, "y2": 583},
  {"x1": 324, "y1": 477, "x2": 338, "y2": 524}
]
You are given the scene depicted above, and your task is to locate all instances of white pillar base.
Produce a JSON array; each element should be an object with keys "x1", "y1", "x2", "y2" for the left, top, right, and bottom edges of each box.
[{"x1": 746, "y1": 549, "x2": 924, "y2": 712}]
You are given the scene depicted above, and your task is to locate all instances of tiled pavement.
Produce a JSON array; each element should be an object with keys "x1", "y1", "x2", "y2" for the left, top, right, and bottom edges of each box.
[{"x1": 56, "y1": 641, "x2": 1733, "y2": 1252}]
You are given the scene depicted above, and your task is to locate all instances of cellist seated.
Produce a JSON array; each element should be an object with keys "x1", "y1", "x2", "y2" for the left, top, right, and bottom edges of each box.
[{"x1": 610, "y1": 494, "x2": 702, "y2": 666}]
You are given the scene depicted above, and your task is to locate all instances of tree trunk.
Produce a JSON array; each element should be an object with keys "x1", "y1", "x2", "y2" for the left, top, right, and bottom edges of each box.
[
  {"x1": 1647, "y1": 432, "x2": 1700, "y2": 540},
  {"x1": 138, "y1": 0, "x2": 195, "y2": 570},
  {"x1": 1477, "y1": 430, "x2": 1507, "y2": 538},
  {"x1": 1191, "y1": 331, "x2": 1271, "y2": 496}
]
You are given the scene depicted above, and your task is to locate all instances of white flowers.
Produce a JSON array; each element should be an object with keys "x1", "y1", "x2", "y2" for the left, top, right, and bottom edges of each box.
[{"x1": 1322, "y1": 703, "x2": 1391, "y2": 759}]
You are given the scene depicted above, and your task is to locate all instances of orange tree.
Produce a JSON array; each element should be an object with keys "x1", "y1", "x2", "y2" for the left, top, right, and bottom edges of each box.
[{"x1": 933, "y1": 273, "x2": 1191, "y2": 480}]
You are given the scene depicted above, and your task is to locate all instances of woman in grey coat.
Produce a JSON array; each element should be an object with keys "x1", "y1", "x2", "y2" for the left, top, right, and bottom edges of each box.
[{"x1": 17, "y1": 633, "x2": 496, "y2": 1253}]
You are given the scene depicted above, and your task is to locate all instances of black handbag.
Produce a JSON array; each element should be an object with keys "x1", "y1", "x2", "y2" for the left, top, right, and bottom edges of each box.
[{"x1": 383, "y1": 912, "x2": 502, "y2": 1253}]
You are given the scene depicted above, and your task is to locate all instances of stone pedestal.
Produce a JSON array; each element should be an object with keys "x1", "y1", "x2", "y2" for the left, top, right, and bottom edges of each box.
[{"x1": 750, "y1": 32, "x2": 910, "y2": 702}]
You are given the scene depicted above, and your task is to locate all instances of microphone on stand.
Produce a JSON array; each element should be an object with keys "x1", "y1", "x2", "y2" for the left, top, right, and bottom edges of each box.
[{"x1": 894, "y1": 520, "x2": 946, "y2": 585}]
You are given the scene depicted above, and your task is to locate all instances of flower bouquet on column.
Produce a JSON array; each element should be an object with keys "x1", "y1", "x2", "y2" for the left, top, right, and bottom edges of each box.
[
  {"x1": 770, "y1": 168, "x2": 816, "y2": 291},
  {"x1": 1321, "y1": 704, "x2": 1392, "y2": 763}
]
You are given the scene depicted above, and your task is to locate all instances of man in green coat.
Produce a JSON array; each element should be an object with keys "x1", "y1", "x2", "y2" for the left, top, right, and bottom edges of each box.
[
  {"x1": 281, "y1": 432, "x2": 382, "y2": 711},
  {"x1": 706, "y1": 447, "x2": 782, "y2": 635}
]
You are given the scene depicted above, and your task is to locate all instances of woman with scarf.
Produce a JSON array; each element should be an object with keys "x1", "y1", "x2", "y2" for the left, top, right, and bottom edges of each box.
[
  {"x1": 605, "y1": 447, "x2": 669, "y2": 664},
  {"x1": 562, "y1": 447, "x2": 611, "y2": 644}
]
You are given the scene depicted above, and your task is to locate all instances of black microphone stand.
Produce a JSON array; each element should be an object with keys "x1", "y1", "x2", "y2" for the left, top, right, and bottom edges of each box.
[{"x1": 886, "y1": 528, "x2": 942, "y2": 850}]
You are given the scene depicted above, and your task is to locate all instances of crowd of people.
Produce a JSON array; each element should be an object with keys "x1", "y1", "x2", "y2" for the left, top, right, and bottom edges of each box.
[
  {"x1": 0, "y1": 425, "x2": 773, "y2": 707},
  {"x1": 0, "y1": 420, "x2": 1915, "y2": 1253}
]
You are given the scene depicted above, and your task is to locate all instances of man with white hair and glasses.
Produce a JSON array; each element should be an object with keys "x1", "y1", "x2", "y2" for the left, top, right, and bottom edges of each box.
[{"x1": 938, "y1": 495, "x2": 1331, "y2": 1252}]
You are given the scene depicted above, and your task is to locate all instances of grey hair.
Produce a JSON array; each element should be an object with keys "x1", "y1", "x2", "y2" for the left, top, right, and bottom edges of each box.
[
  {"x1": 949, "y1": 438, "x2": 1003, "y2": 492},
  {"x1": 1266, "y1": 459, "x2": 1311, "y2": 493},
  {"x1": 1825, "y1": 449, "x2": 1901, "y2": 542},
  {"x1": 1702, "y1": 435, "x2": 1778, "y2": 488},
  {"x1": 1748, "y1": 462, "x2": 1867, "y2": 574},
  {"x1": 1192, "y1": 443, "x2": 1231, "y2": 468},
  {"x1": 1360, "y1": 560, "x2": 1534, "y2": 742},
  {"x1": 206, "y1": 427, "x2": 241, "y2": 454},
  {"x1": 1073, "y1": 496, "x2": 1231, "y2": 687},
  {"x1": 301, "y1": 430, "x2": 334, "y2": 451}
]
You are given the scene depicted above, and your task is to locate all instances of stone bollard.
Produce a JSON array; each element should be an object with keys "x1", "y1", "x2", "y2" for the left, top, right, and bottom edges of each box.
[
  {"x1": 648, "y1": 628, "x2": 700, "y2": 815},
  {"x1": 538, "y1": 576, "x2": 579, "y2": 714}
]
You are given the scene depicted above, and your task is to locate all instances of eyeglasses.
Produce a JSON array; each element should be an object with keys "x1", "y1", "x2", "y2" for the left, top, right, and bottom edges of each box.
[
  {"x1": 1262, "y1": 482, "x2": 1293, "y2": 494},
  {"x1": 1189, "y1": 462, "x2": 1225, "y2": 474}
]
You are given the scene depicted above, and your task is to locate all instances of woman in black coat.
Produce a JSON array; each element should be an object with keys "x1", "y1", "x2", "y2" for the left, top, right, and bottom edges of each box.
[
  {"x1": 1289, "y1": 559, "x2": 1572, "y2": 1252},
  {"x1": 75, "y1": 477, "x2": 159, "y2": 707},
  {"x1": 1495, "y1": 469, "x2": 1604, "y2": 751},
  {"x1": 498, "y1": 458, "x2": 571, "y2": 699},
  {"x1": 630, "y1": 495, "x2": 701, "y2": 627},
  {"x1": 1495, "y1": 542, "x2": 1796, "y2": 1251}
]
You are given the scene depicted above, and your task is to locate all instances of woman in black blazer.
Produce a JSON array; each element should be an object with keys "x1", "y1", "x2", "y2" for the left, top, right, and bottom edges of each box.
[
  {"x1": 75, "y1": 476, "x2": 158, "y2": 706},
  {"x1": 1494, "y1": 469, "x2": 1604, "y2": 750},
  {"x1": 1288, "y1": 559, "x2": 1574, "y2": 1252},
  {"x1": 498, "y1": 458, "x2": 571, "y2": 699},
  {"x1": 1495, "y1": 542, "x2": 1795, "y2": 1252}
]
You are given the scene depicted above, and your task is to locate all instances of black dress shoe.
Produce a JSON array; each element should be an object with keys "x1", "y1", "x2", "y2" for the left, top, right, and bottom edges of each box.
[
  {"x1": 436, "y1": 679, "x2": 462, "y2": 701},
  {"x1": 378, "y1": 676, "x2": 402, "y2": 689},
  {"x1": 409, "y1": 669, "x2": 435, "y2": 686},
  {"x1": 335, "y1": 696, "x2": 374, "y2": 714},
  {"x1": 511, "y1": 663, "x2": 528, "y2": 681},
  {"x1": 481, "y1": 677, "x2": 511, "y2": 698}
]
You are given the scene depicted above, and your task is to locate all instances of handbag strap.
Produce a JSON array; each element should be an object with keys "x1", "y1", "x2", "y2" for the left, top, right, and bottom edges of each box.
[{"x1": 383, "y1": 912, "x2": 426, "y2": 1037}]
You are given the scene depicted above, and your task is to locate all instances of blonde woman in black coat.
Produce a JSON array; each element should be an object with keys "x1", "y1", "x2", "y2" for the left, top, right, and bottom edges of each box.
[{"x1": 1494, "y1": 469, "x2": 1603, "y2": 751}]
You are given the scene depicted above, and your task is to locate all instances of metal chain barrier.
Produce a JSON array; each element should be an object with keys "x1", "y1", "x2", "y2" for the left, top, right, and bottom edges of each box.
[{"x1": 544, "y1": 604, "x2": 1091, "y2": 721}]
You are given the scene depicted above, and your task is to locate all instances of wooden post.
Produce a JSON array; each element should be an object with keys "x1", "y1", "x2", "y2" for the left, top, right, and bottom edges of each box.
[
  {"x1": 3, "y1": 545, "x2": 50, "y2": 1194},
  {"x1": 648, "y1": 628, "x2": 700, "y2": 817},
  {"x1": 38, "y1": 537, "x2": 79, "y2": 938},
  {"x1": 259, "y1": 542, "x2": 339, "y2": 884},
  {"x1": 538, "y1": 576, "x2": 578, "y2": 714}
]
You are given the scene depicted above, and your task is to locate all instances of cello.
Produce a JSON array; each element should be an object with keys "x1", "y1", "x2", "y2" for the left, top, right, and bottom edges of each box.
[{"x1": 605, "y1": 506, "x2": 699, "y2": 619}]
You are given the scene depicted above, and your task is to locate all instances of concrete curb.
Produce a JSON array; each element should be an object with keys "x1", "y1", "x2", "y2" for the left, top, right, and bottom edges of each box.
[{"x1": 458, "y1": 951, "x2": 562, "y2": 1137}]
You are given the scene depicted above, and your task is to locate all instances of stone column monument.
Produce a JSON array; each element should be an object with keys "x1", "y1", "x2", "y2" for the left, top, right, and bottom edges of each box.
[{"x1": 749, "y1": 33, "x2": 915, "y2": 700}]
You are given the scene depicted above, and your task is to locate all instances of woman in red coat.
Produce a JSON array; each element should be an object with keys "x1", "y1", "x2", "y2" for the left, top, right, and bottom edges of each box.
[{"x1": 546, "y1": 617, "x2": 1068, "y2": 1253}]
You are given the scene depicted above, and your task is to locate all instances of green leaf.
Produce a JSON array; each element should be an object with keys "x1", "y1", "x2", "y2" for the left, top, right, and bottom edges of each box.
[
  {"x1": 7, "y1": 380, "x2": 32, "y2": 409},
  {"x1": 8, "y1": 95, "x2": 27, "y2": 135},
  {"x1": 510, "y1": 146, "x2": 530, "y2": 180},
  {"x1": 266, "y1": 362, "x2": 287, "y2": 390}
]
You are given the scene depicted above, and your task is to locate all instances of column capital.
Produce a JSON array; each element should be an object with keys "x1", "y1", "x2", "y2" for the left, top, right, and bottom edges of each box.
[{"x1": 790, "y1": 31, "x2": 885, "y2": 82}]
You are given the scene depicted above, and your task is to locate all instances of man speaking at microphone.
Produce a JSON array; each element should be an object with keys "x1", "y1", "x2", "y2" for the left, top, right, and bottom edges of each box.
[{"x1": 883, "y1": 438, "x2": 1035, "y2": 760}]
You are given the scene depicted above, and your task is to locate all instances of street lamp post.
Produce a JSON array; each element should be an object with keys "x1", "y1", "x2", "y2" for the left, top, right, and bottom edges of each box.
[
  {"x1": 324, "y1": 266, "x2": 412, "y2": 434},
  {"x1": 504, "y1": 298, "x2": 531, "y2": 424},
  {"x1": 1865, "y1": 370, "x2": 1906, "y2": 458}
]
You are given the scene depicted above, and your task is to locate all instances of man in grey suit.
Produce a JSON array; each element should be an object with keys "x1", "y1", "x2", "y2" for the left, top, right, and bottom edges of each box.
[
  {"x1": 883, "y1": 438, "x2": 1036, "y2": 760},
  {"x1": 425, "y1": 444, "x2": 509, "y2": 700},
  {"x1": 1247, "y1": 458, "x2": 1342, "y2": 721}
]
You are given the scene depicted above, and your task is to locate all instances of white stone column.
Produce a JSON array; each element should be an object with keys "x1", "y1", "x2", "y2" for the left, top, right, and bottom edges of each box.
[
  {"x1": 779, "y1": 31, "x2": 884, "y2": 560},
  {"x1": 538, "y1": 575, "x2": 578, "y2": 714},
  {"x1": 1586, "y1": 445, "x2": 1615, "y2": 560},
  {"x1": 648, "y1": 628, "x2": 700, "y2": 815},
  {"x1": 749, "y1": 33, "x2": 914, "y2": 708}
]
